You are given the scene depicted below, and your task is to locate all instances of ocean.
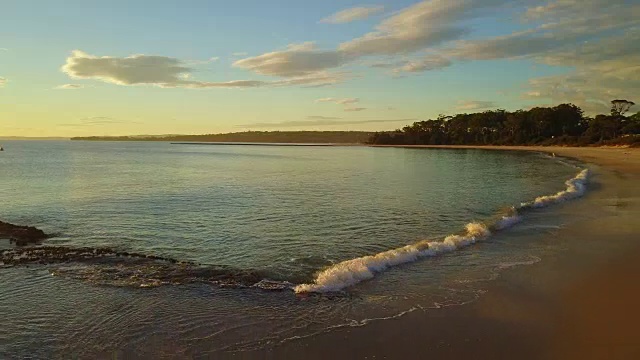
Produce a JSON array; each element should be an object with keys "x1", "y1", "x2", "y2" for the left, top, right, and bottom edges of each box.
[{"x1": 0, "y1": 140, "x2": 587, "y2": 358}]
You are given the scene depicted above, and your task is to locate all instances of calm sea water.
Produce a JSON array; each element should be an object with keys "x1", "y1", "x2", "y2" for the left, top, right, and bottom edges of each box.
[{"x1": 0, "y1": 141, "x2": 581, "y2": 358}]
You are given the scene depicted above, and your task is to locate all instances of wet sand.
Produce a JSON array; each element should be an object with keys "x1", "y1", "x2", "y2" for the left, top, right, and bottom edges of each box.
[{"x1": 242, "y1": 146, "x2": 640, "y2": 360}]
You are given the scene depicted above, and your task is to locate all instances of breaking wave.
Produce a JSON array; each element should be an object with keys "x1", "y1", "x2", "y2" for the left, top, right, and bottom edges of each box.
[{"x1": 294, "y1": 168, "x2": 590, "y2": 294}]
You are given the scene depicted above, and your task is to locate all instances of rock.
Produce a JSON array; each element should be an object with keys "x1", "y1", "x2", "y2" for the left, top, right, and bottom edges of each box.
[{"x1": 0, "y1": 221, "x2": 50, "y2": 246}]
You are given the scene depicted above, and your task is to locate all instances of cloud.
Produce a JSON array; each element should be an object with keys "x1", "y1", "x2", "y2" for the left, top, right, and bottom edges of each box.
[
  {"x1": 456, "y1": 100, "x2": 497, "y2": 111},
  {"x1": 62, "y1": 50, "x2": 342, "y2": 88},
  {"x1": 315, "y1": 97, "x2": 359, "y2": 105},
  {"x1": 56, "y1": 0, "x2": 639, "y2": 106},
  {"x1": 320, "y1": 6, "x2": 384, "y2": 24},
  {"x1": 58, "y1": 116, "x2": 143, "y2": 127},
  {"x1": 307, "y1": 115, "x2": 342, "y2": 120},
  {"x1": 393, "y1": 55, "x2": 451, "y2": 73},
  {"x1": 431, "y1": 0, "x2": 639, "y2": 64},
  {"x1": 233, "y1": 42, "x2": 350, "y2": 77},
  {"x1": 62, "y1": 50, "x2": 193, "y2": 86},
  {"x1": 338, "y1": 0, "x2": 477, "y2": 56},
  {"x1": 234, "y1": 1, "x2": 519, "y2": 80},
  {"x1": 78, "y1": 116, "x2": 125, "y2": 124},
  {"x1": 0, "y1": 77, "x2": 6, "y2": 87},
  {"x1": 239, "y1": 118, "x2": 416, "y2": 128},
  {"x1": 344, "y1": 107, "x2": 367, "y2": 112},
  {"x1": 184, "y1": 57, "x2": 220, "y2": 65},
  {"x1": 270, "y1": 71, "x2": 348, "y2": 87},
  {"x1": 366, "y1": 0, "x2": 637, "y2": 112},
  {"x1": 0, "y1": 48, "x2": 7, "y2": 51},
  {"x1": 55, "y1": 84, "x2": 84, "y2": 89}
]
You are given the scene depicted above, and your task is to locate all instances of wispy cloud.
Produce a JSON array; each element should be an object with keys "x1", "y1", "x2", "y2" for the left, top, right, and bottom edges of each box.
[
  {"x1": 0, "y1": 77, "x2": 6, "y2": 87},
  {"x1": 55, "y1": 84, "x2": 84, "y2": 90},
  {"x1": 239, "y1": 118, "x2": 416, "y2": 128},
  {"x1": 320, "y1": 6, "x2": 384, "y2": 24},
  {"x1": 58, "y1": 116, "x2": 141, "y2": 127},
  {"x1": 338, "y1": 1, "x2": 473, "y2": 56},
  {"x1": 392, "y1": 56, "x2": 451, "y2": 73},
  {"x1": 0, "y1": 48, "x2": 8, "y2": 51},
  {"x1": 184, "y1": 56, "x2": 220, "y2": 65},
  {"x1": 307, "y1": 115, "x2": 342, "y2": 120},
  {"x1": 233, "y1": 42, "x2": 349, "y2": 78},
  {"x1": 344, "y1": 107, "x2": 367, "y2": 112},
  {"x1": 315, "y1": 97, "x2": 359, "y2": 105},
  {"x1": 456, "y1": 100, "x2": 497, "y2": 111}
]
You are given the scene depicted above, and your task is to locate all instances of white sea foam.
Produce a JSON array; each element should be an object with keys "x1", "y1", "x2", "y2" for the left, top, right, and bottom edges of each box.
[
  {"x1": 293, "y1": 222, "x2": 491, "y2": 293},
  {"x1": 294, "y1": 168, "x2": 590, "y2": 294},
  {"x1": 520, "y1": 168, "x2": 589, "y2": 208}
]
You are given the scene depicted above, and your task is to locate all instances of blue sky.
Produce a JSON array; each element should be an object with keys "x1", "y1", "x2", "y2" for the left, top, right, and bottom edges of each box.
[{"x1": 0, "y1": 0, "x2": 637, "y2": 136}]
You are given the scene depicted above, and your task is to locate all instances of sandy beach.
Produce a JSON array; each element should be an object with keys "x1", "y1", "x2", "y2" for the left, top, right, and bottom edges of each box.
[{"x1": 241, "y1": 146, "x2": 640, "y2": 360}]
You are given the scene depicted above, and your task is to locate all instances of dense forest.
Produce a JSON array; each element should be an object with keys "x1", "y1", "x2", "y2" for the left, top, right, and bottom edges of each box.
[
  {"x1": 368, "y1": 100, "x2": 640, "y2": 147},
  {"x1": 72, "y1": 131, "x2": 374, "y2": 144}
]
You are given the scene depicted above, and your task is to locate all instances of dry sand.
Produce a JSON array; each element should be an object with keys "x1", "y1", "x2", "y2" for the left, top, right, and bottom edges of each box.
[{"x1": 238, "y1": 146, "x2": 640, "y2": 360}]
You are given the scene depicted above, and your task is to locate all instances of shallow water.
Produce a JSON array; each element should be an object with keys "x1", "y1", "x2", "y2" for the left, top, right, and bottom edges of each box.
[{"x1": 0, "y1": 141, "x2": 583, "y2": 357}]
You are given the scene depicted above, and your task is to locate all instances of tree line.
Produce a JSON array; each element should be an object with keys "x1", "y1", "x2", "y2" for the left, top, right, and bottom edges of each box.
[{"x1": 368, "y1": 100, "x2": 639, "y2": 147}]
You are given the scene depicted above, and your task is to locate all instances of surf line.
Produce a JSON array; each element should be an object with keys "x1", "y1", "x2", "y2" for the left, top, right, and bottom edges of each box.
[{"x1": 294, "y1": 168, "x2": 590, "y2": 294}]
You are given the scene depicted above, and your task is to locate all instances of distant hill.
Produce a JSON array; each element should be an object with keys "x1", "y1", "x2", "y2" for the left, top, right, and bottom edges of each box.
[
  {"x1": 0, "y1": 136, "x2": 69, "y2": 140},
  {"x1": 71, "y1": 131, "x2": 375, "y2": 144}
]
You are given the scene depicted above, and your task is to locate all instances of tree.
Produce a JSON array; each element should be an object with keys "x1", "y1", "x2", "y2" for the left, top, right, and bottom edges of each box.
[{"x1": 611, "y1": 99, "x2": 635, "y2": 116}]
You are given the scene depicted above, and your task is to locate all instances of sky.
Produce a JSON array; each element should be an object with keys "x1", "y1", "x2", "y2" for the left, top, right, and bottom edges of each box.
[{"x1": 0, "y1": 0, "x2": 638, "y2": 137}]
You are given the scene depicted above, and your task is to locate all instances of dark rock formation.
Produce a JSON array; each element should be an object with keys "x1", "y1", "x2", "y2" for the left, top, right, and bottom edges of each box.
[
  {"x1": 0, "y1": 221, "x2": 50, "y2": 246},
  {"x1": 0, "y1": 246, "x2": 295, "y2": 290}
]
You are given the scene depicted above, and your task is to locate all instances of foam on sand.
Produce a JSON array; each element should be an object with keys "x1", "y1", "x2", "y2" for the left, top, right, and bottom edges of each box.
[{"x1": 294, "y1": 168, "x2": 590, "y2": 294}]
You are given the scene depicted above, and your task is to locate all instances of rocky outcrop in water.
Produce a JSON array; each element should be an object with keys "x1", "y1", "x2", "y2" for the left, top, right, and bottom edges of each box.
[
  {"x1": 0, "y1": 246, "x2": 295, "y2": 290},
  {"x1": 0, "y1": 221, "x2": 50, "y2": 246}
]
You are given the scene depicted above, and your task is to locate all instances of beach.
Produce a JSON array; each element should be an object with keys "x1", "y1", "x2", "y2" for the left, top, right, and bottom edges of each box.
[
  {"x1": 244, "y1": 146, "x2": 640, "y2": 360},
  {"x1": 2, "y1": 143, "x2": 638, "y2": 359}
]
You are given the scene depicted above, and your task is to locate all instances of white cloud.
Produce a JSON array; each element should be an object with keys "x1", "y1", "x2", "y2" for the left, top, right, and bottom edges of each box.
[
  {"x1": 235, "y1": 0, "x2": 522, "y2": 80},
  {"x1": 0, "y1": 48, "x2": 8, "y2": 51},
  {"x1": 456, "y1": 100, "x2": 497, "y2": 111},
  {"x1": 393, "y1": 55, "x2": 451, "y2": 73},
  {"x1": 320, "y1": 6, "x2": 384, "y2": 24},
  {"x1": 316, "y1": 97, "x2": 359, "y2": 105},
  {"x1": 55, "y1": 84, "x2": 84, "y2": 90},
  {"x1": 0, "y1": 77, "x2": 6, "y2": 87},
  {"x1": 62, "y1": 50, "x2": 342, "y2": 88},
  {"x1": 62, "y1": 50, "x2": 192, "y2": 86},
  {"x1": 233, "y1": 42, "x2": 350, "y2": 77},
  {"x1": 338, "y1": 0, "x2": 479, "y2": 56},
  {"x1": 56, "y1": 0, "x2": 640, "y2": 105},
  {"x1": 271, "y1": 71, "x2": 348, "y2": 87}
]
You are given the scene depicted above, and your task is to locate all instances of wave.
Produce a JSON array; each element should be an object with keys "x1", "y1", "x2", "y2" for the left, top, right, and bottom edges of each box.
[
  {"x1": 294, "y1": 168, "x2": 590, "y2": 294},
  {"x1": 521, "y1": 168, "x2": 589, "y2": 208}
]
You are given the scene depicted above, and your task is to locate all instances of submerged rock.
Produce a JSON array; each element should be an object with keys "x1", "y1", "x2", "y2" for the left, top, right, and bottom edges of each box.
[
  {"x1": 0, "y1": 221, "x2": 50, "y2": 246},
  {"x1": 0, "y1": 245, "x2": 294, "y2": 291}
]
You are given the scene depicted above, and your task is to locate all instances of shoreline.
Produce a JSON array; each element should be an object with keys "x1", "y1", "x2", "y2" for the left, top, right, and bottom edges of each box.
[
  {"x1": 370, "y1": 144, "x2": 639, "y2": 173},
  {"x1": 246, "y1": 146, "x2": 640, "y2": 360}
]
